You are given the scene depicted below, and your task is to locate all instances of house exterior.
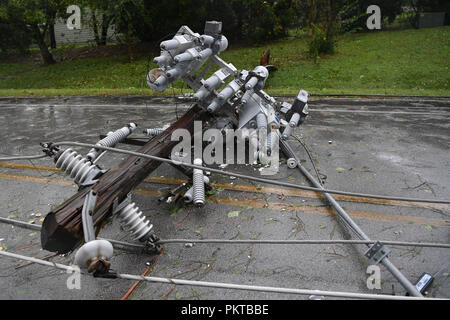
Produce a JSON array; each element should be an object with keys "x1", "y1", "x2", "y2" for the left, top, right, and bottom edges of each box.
[{"x1": 53, "y1": 8, "x2": 117, "y2": 45}]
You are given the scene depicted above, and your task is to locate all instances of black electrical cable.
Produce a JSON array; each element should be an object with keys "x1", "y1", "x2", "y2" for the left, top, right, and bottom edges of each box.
[{"x1": 291, "y1": 134, "x2": 323, "y2": 186}]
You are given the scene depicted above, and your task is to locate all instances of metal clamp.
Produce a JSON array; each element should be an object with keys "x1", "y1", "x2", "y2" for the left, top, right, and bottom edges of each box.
[
  {"x1": 364, "y1": 241, "x2": 390, "y2": 264},
  {"x1": 81, "y1": 190, "x2": 97, "y2": 243}
]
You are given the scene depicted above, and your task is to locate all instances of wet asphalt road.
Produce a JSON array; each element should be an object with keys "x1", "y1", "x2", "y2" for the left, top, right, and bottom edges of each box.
[{"x1": 0, "y1": 96, "x2": 448, "y2": 300}]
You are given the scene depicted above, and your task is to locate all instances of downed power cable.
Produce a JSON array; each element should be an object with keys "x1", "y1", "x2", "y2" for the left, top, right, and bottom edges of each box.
[
  {"x1": 47, "y1": 141, "x2": 450, "y2": 205},
  {"x1": 0, "y1": 250, "x2": 445, "y2": 301},
  {"x1": 1, "y1": 217, "x2": 449, "y2": 249}
]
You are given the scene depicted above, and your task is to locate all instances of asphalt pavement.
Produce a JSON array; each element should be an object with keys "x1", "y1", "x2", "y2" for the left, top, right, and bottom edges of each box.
[{"x1": 0, "y1": 95, "x2": 448, "y2": 300}]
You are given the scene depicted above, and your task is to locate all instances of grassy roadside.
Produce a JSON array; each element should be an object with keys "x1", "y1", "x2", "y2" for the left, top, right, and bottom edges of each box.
[{"x1": 0, "y1": 26, "x2": 449, "y2": 97}]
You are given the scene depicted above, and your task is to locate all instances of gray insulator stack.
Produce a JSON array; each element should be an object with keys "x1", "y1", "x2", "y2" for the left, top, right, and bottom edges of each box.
[
  {"x1": 256, "y1": 113, "x2": 268, "y2": 131},
  {"x1": 200, "y1": 35, "x2": 215, "y2": 46},
  {"x1": 184, "y1": 175, "x2": 210, "y2": 204},
  {"x1": 153, "y1": 55, "x2": 171, "y2": 65},
  {"x1": 267, "y1": 131, "x2": 277, "y2": 156},
  {"x1": 166, "y1": 67, "x2": 182, "y2": 79},
  {"x1": 245, "y1": 77, "x2": 259, "y2": 90},
  {"x1": 153, "y1": 75, "x2": 168, "y2": 88},
  {"x1": 184, "y1": 187, "x2": 194, "y2": 203},
  {"x1": 207, "y1": 80, "x2": 241, "y2": 113},
  {"x1": 115, "y1": 202, "x2": 153, "y2": 241},
  {"x1": 55, "y1": 148, "x2": 99, "y2": 185},
  {"x1": 241, "y1": 90, "x2": 253, "y2": 105},
  {"x1": 144, "y1": 128, "x2": 164, "y2": 136},
  {"x1": 282, "y1": 113, "x2": 300, "y2": 140},
  {"x1": 192, "y1": 158, "x2": 205, "y2": 207},
  {"x1": 197, "y1": 48, "x2": 213, "y2": 60},
  {"x1": 160, "y1": 39, "x2": 178, "y2": 50},
  {"x1": 87, "y1": 123, "x2": 137, "y2": 161}
]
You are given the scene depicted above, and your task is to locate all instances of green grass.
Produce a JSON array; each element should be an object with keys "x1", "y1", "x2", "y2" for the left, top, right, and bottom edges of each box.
[{"x1": 0, "y1": 26, "x2": 449, "y2": 97}]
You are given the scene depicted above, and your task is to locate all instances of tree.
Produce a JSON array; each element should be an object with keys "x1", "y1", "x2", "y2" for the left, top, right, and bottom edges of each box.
[
  {"x1": 78, "y1": 0, "x2": 115, "y2": 46},
  {"x1": 1, "y1": 0, "x2": 68, "y2": 64},
  {"x1": 0, "y1": 1, "x2": 33, "y2": 55}
]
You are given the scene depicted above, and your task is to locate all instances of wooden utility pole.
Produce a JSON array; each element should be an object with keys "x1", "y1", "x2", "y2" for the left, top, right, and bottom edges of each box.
[{"x1": 41, "y1": 105, "x2": 207, "y2": 254}]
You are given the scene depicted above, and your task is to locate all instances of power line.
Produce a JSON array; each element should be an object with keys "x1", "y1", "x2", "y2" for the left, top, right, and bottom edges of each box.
[
  {"x1": 50, "y1": 141, "x2": 450, "y2": 204},
  {"x1": 1, "y1": 217, "x2": 449, "y2": 249},
  {"x1": 0, "y1": 154, "x2": 47, "y2": 161},
  {"x1": 0, "y1": 250, "x2": 444, "y2": 301},
  {"x1": 2, "y1": 143, "x2": 449, "y2": 204}
]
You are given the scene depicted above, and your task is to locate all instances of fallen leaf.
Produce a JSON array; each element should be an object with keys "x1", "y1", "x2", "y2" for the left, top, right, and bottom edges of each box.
[
  {"x1": 35, "y1": 213, "x2": 42, "y2": 217},
  {"x1": 28, "y1": 220, "x2": 35, "y2": 224},
  {"x1": 336, "y1": 167, "x2": 345, "y2": 173},
  {"x1": 424, "y1": 225, "x2": 433, "y2": 231},
  {"x1": 228, "y1": 211, "x2": 240, "y2": 218}
]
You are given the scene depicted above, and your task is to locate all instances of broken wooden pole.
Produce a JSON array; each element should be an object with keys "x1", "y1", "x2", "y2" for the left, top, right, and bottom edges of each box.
[{"x1": 41, "y1": 104, "x2": 207, "y2": 254}]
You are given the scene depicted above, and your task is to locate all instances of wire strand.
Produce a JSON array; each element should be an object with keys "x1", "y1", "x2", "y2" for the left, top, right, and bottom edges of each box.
[
  {"x1": 0, "y1": 250, "x2": 444, "y2": 300},
  {"x1": 0, "y1": 154, "x2": 47, "y2": 161},
  {"x1": 48, "y1": 141, "x2": 450, "y2": 204},
  {"x1": 1, "y1": 217, "x2": 449, "y2": 249},
  {"x1": 292, "y1": 134, "x2": 323, "y2": 186}
]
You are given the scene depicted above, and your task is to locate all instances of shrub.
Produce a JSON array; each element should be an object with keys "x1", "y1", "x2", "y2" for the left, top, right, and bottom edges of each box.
[{"x1": 308, "y1": 23, "x2": 339, "y2": 61}]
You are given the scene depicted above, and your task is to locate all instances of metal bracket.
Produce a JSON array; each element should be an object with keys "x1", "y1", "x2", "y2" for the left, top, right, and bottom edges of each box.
[
  {"x1": 78, "y1": 169, "x2": 107, "y2": 189},
  {"x1": 112, "y1": 193, "x2": 132, "y2": 215},
  {"x1": 145, "y1": 234, "x2": 162, "y2": 254},
  {"x1": 81, "y1": 190, "x2": 97, "y2": 243},
  {"x1": 364, "y1": 241, "x2": 390, "y2": 264},
  {"x1": 93, "y1": 268, "x2": 118, "y2": 279}
]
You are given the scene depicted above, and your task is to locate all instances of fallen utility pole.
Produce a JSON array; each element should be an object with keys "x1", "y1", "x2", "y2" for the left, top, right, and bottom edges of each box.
[
  {"x1": 279, "y1": 138, "x2": 423, "y2": 297},
  {"x1": 41, "y1": 104, "x2": 207, "y2": 254}
]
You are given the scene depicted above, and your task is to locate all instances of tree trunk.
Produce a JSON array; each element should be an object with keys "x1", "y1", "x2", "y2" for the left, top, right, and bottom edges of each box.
[
  {"x1": 92, "y1": 11, "x2": 101, "y2": 45},
  {"x1": 100, "y1": 14, "x2": 110, "y2": 46},
  {"x1": 49, "y1": 24, "x2": 56, "y2": 49},
  {"x1": 31, "y1": 24, "x2": 56, "y2": 65},
  {"x1": 125, "y1": 22, "x2": 133, "y2": 62}
]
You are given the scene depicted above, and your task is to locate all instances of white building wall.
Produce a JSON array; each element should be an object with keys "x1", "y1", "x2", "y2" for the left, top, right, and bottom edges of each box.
[{"x1": 54, "y1": 8, "x2": 117, "y2": 45}]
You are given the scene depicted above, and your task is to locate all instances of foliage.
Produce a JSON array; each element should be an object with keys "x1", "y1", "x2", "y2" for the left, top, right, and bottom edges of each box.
[
  {"x1": 0, "y1": 1, "x2": 33, "y2": 55},
  {"x1": 301, "y1": 0, "x2": 344, "y2": 59},
  {"x1": 0, "y1": 0, "x2": 69, "y2": 64},
  {"x1": 1, "y1": 26, "x2": 448, "y2": 97},
  {"x1": 308, "y1": 23, "x2": 338, "y2": 60},
  {"x1": 337, "y1": 0, "x2": 405, "y2": 33},
  {"x1": 138, "y1": 0, "x2": 295, "y2": 43}
]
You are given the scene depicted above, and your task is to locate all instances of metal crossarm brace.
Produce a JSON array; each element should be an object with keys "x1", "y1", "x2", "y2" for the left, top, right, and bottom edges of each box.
[{"x1": 364, "y1": 241, "x2": 391, "y2": 265}]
